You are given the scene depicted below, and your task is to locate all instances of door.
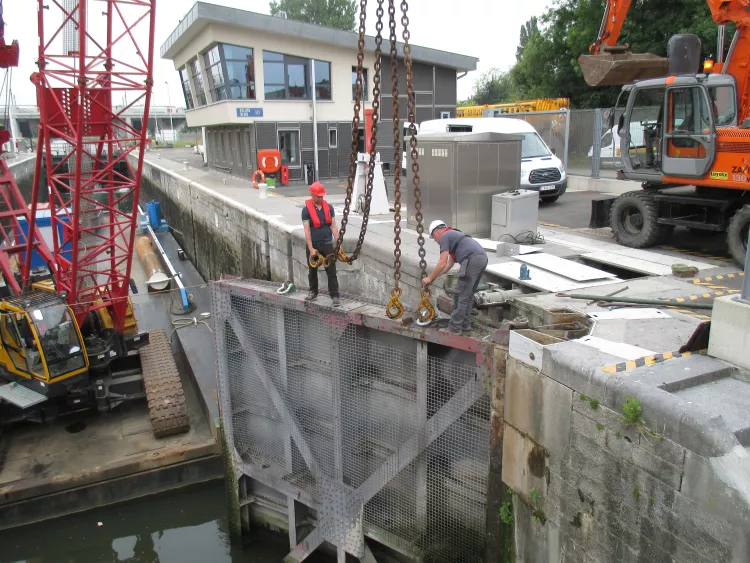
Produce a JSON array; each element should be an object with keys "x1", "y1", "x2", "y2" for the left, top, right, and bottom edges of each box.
[
  {"x1": 661, "y1": 85, "x2": 716, "y2": 178},
  {"x1": 622, "y1": 86, "x2": 664, "y2": 179}
]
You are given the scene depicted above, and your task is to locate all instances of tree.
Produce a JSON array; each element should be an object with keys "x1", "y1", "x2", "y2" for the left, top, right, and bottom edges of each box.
[
  {"x1": 511, "y1": 0, "x2": 733, "y2": 108},
  {"x1": 516, "y1": 16, "x2": 539, "y2": 61},
  {"x1": 467, "y1": 68, "x2": 516, "y2": 106},
  {"x1": 269, "y1": 0, "x2": 357, "y2": 31}
]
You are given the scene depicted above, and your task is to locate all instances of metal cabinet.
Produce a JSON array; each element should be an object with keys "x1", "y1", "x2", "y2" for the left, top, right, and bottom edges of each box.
[{"x1": 408, "y1": 132, "x2": 522, "y2": 238}]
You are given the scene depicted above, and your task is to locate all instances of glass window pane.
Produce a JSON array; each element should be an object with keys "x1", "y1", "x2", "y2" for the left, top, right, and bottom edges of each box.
[
  {"x1": 288, "y1": 63, "x2": 307, "y2": 98},
  {"x1": 711, "y1": 85, "x2": 736, "y2": 126},
  {"x1": 226, "y1": 61, "x2": 250, "y2": 83},
  {"x1": 278, "y1": 131, "x2": 300, "y2": 166},
  {"x1": 265, "y1": 84, "x2": 286, "y2": 100},
  {"x1": 315, "y1": 61, "x2": 331, "y2": 100},
  {"x1": 352, "y1": 67, "x2": 368, "y2": 101},
  {"x1": 223, "y1": 44, "x2": 253, "y2": 60},
  {"x1": 264, "y1": 62, "x2": 284, "y2": 85},
  {"x1": 264, "y1": 51, "x2": 284, "y2": 62}
]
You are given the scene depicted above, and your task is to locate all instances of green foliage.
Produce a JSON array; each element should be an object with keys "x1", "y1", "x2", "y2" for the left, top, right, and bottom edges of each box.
[
  {"x1": 508, "y1": 0, "x2": 735, "y2": 108},
  {"x1": 499, "y1": 501, "x2": 514, "y2": 525},
  {"x1": 269, "y1": 0, "x2": 357, "y2": 31},
  {"x1": 579, "y1": 394, "x2": 600, "y2": 410},
  {"x1": 529, "y1": 488, "x2": 539, "y2": 503},
  {"x1": 596, "y1": 423, "x2": 605, "y2": 432},
  {"x1": 632, "y1": 487, "x2": 640, "y2": 502},
  {"x1": 465, "y1": 68, "x2": 516, "y2": 106},
  {"x1": 621, "y1": 396, "x2": 644, "y2": 427}
]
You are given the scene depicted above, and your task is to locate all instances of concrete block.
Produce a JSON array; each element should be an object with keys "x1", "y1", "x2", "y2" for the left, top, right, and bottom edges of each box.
[
  {"x1": 514, "y1": 496, "x2": 561, "y2": 563},
  {"x1": 636, "y1": 430, "x2": 686, "y2": 469},
  {"x1": 671, "y1": 493, "x2": 736, "y2": 561},
  {"x1": 681, "y1": 448, "x2": 750, "y2": 531},
  {"x1": 505, "y1": 357, "x2": 573, "y2": 458},
  {"x1": 502, "y1": 424, "x2": 550, "y2": 500},
  {"x1": 541, "y1": 341, "x2": 620, "y2": 404},
  {"x1": 708, "y1": 295, "x2": 750, "y2": 369},
  {"x1": 571, "y1": 411, "x2": 635, "y2": 462},
  {"x1": 631, "y1": 443, "x2": 683, "y2": 489},
  {"x1": 572, "y1": 398, "x2": 640, "y2": 445}
]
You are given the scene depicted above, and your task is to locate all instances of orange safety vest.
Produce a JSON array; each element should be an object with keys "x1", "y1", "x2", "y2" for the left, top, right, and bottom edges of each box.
[{"x1": 305, "y1": 199, "x2": 332, "y2": 229}]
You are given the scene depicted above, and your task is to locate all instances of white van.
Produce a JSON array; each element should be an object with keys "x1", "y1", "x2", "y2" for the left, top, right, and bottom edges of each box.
[
  {"x1": 589, "y1": 121, "x2": 654, "y2": 164},
  {"x1": 415, "y1": 117, "x2": 567, "y2": 202}
]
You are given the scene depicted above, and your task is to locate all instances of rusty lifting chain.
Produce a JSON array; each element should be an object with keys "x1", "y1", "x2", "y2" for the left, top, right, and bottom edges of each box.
[
  {"x1": 386, "y1": 0, "x2": 434, "y2": 323},
  {"x1": 329, "y1": 0, "x2": 383, "y2": 267}
]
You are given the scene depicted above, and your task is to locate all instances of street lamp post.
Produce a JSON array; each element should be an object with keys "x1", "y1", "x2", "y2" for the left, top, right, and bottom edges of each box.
[{"x1": 165, "y1": 81, "x2": 174, "y2": 146}]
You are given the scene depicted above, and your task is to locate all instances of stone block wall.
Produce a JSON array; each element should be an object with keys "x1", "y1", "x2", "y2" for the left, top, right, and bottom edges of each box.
[
  {"x1": 498, "y1": 348, "x2": 750, "y2": 563},
  {"x1": 137, "y1": 157, "x2": 432, "y2": 309}
]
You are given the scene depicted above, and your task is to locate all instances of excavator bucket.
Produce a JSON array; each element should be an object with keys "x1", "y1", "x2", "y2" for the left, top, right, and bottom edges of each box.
[{"x1": 578, "y1": 53, "x2": 669, "y2": 87}]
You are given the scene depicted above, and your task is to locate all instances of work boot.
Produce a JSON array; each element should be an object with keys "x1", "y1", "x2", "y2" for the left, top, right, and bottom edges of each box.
[
  {"x1": 305, "y1": 291, "x2": 318, "y2": 302},
  {"x1": 331, "y1": 296, "x2": 340, "y2": 307},
  {"x1": 440, "y1": 327, "x2": 462, "y2": 335}
]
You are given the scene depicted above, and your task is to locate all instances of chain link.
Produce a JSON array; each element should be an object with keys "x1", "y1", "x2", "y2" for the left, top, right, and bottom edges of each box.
[
  {"x1": 332, "y1": 0, "x2": 369, "y2": 264},
  {"x1": 400, "y1": 0, "x2": 434, "y2": 323},
  {"x1": 386, "y1": 0, "x2": 404, "y2": 319}
]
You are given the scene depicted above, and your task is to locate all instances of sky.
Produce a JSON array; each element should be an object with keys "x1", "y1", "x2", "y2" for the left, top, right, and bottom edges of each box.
[{"x1": 3, "y1": 0, "x2": 550, "y2": 108}]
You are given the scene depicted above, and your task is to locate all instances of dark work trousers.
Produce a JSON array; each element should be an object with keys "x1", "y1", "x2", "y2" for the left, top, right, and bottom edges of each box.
[
  {"x1": 307, "y1": 241, "x2": 340, "y2": 297},
  {"x1": 449, "y1": 252, "x2": 489, "y2": 332}
]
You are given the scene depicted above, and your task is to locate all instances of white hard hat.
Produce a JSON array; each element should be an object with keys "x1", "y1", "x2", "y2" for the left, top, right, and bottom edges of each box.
[{"x1": 429, "y1": 219, "x2": 446, "y2": 238}]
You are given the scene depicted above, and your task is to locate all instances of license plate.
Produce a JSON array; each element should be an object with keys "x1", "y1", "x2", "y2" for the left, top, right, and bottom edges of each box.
[{"x1": 539, "y1": 185, "x2": 556, "y2": 192}]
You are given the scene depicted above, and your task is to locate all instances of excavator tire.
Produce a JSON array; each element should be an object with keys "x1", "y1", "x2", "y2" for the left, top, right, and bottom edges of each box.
[
  {"x1": 609, "y1": 191, "x2": 669, "y2": 249},
  {"x1": 139, "y1": 328, "x2": 190, "y2": 438},
  {"x1": 726, "y1": 205, "x2": 750, "y2": 267}
]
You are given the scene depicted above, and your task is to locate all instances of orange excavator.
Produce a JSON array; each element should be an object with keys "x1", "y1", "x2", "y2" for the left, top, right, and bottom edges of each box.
[{"x1": 580, "y1": 0, "x2": 750, "y2": 265}]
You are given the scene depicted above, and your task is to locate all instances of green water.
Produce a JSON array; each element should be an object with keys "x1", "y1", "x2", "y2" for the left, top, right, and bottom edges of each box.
[{"x1": 0, "y1": 482, "x2": 330, "y2": 563}]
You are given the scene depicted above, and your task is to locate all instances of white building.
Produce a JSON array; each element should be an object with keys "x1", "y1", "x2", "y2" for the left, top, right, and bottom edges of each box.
[{"x1": 161, "y1": 2, "x2": 478, "y2": 180}]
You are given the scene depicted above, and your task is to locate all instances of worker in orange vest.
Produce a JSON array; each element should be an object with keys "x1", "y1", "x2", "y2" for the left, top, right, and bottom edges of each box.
[{"x1": 302, "y1": 182, "x2": 340, "y2": 306}]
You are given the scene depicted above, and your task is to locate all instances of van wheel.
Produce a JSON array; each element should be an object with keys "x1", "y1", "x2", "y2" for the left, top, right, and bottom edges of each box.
[{"x1": 540, "y1": 195, "x2": 560, "y2": 204}]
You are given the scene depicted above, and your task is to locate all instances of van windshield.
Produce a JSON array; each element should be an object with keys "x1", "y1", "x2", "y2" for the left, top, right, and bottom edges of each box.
[{"x1": 520, "y1": 132, "x2": 551, "y2": 158}]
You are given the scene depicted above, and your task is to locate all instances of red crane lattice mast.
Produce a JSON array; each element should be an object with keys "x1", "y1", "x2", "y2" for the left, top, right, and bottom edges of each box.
[{"x1": 26, "y1": 0, "x2": 155, "y2": 332}]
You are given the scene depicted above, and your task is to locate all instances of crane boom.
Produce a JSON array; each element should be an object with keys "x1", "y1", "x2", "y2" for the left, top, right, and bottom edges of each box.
[{"x1": 27, "y1": 0, "x2": 156, "y2": 332}]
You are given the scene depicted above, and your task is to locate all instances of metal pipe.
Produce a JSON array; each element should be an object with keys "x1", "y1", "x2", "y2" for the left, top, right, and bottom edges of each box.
[
  {"x1": 556, "y1": 292, "x2": 713, "y2": 310},
  {"x1": 741, "y1": 231, "x2": 750, "y2": 302},
  {"x1": 721, "y1": 30, "x2": 739, "y2": 73},
  {"x1": 475, "y1": 288, "x2": 525, "y2": 305},
  {"x1": 717, "y1": 24, "x2": 726, "y2": 64},
  {"x1": 135, "y1": 236, "x2": 170, "y2": 291},
  {"x1": 311, "y1": 58, "x2": 319, "y2": 183}
]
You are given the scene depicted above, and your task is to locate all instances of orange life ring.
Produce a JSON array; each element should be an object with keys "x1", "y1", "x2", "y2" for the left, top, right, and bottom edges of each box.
[{"x1": 252, "y1": 169, "x2": 265, "y2": 189}]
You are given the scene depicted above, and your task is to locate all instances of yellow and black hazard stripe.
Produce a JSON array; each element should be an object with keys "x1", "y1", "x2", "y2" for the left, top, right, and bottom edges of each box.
[
  {"x1": 660, "y1": 247, "x2": 734, "y2": 262},
  {"x1": 663, "y1": 289, "x2": 739, "y2": 304},
  {"x1": 692, "y1": 272, "x2": 744, "y2": 288},
  {"x1": 666, "y1": 308, "x2": 712, "y2": 321},
  {"x1": 601, "y1": 349, "x2": 707, "y2": 375}
]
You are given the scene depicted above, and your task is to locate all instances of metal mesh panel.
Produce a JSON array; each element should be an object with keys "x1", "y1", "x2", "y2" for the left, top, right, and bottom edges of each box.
[
  {"x1": 213, "y1": 281, "x2": 490, "y2": 562},
  {"x1": 568, "y1": 109, "x2": 596, "y2": 177}
]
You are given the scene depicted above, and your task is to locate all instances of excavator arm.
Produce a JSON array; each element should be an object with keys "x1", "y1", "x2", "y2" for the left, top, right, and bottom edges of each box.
[
  {"x1": 590, "y1": 0, "x2": 633, "y2": 55},
  {"x1": 582, "y1": 0, "x2": 750, "y2": 88}
]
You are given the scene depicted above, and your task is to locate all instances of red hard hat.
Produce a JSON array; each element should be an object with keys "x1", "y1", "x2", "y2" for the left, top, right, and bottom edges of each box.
[{"x1": 310, "y1": 182, "x2": 326, "y2": 196}]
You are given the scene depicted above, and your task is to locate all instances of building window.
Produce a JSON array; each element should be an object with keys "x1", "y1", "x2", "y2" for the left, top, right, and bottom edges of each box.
[
  {"x1": 189, "y1": 58, "x2": 206, "y2": 106},
  {"x1": 329, "y1": 128, "x2": 337, "y2": 148},
  {"x1": 224, "y1": 45, "x2": 256, "y2": 100},
  {"x1": 314, "y1": 60, "x2": 331, "y2": 100},
  {"x1": 204, "y1": 45, "x2": 226, "y2": 103},
  {"x1": 440, "y1": 111, "x2": 450, "y2": 119},
  {"x1": 179, "y1": 68, "x2": 194, "y2": 110},
  {"x1": 278, "y1": 130, "x2": 301, "y2": 167},
  {"x1": 263, "y1": 51, "x2": 329, "y2": 101},
  {"x1": 352, "y1": 67, "x2": 368, "y2": 101}
]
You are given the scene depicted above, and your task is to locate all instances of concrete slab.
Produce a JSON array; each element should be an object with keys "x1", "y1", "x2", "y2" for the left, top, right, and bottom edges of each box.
[{"x1": 708, "y1": 296, "x2": 750, "y2": 369}]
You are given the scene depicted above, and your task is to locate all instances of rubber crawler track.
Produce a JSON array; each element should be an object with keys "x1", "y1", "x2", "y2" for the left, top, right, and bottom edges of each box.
[{"x1": 139, "y1": 328, "x2": 190, "y2": 438}]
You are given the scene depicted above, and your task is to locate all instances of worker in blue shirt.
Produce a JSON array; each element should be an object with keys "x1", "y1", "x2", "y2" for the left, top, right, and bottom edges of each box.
[{"x1": 422, "y1": 219, "x2": 488, "y2": 334}]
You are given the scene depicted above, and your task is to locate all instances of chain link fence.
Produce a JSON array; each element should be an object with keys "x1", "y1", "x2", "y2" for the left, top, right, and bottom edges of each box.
[{"x1": 212, "y1": 279, "x2": 491, "y2": 563}]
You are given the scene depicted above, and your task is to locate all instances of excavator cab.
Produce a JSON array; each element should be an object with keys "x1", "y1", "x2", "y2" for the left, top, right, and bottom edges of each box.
[
  {"x1": 0, "y1": 291, "x2": 88, "y2": 394},
  {"x1": 615, "y1": 75, "x2": 735, "y2": 183}
]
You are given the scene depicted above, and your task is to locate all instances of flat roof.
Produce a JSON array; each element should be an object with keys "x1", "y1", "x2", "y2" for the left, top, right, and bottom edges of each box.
[{"x1": 161, "y1": 2, "x2": 479, "y2": 72}]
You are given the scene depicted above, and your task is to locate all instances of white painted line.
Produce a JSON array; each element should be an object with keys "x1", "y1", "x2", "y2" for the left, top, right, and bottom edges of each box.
[
  {"x1": 575, "y1": 335, "x2": 655, "y2": 360},
  {"x1": 588, "y1": 308, "x2": 670, "y2": 320}
]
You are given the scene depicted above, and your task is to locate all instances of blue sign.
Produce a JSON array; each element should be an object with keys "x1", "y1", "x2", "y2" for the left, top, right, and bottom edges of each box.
[{"x1": 236, "y1": 107, "x2": 263, "y2": 118}]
